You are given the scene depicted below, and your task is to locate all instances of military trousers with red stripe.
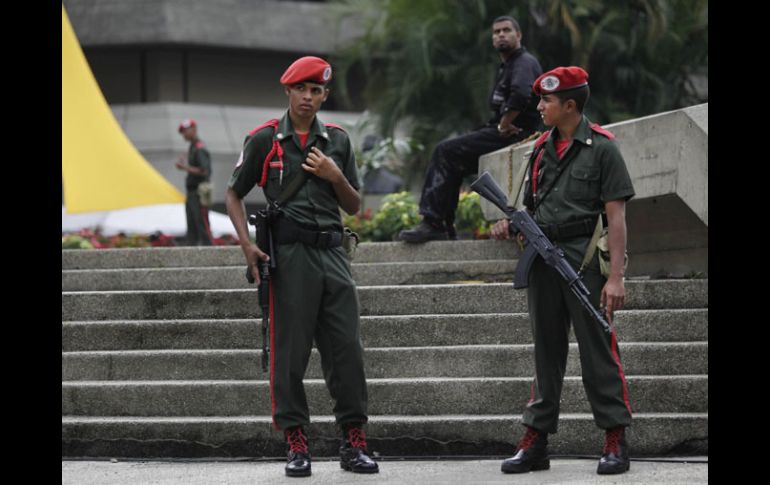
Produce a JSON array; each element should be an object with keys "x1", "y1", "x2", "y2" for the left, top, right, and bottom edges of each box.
[
  {"x1": 521, "y1": 254, "x2": 633, "y2": 434},
  {"x1": 269, "y1": 241, "x2": 369, "y2": 431},
  {"x1": 184, "y1": 189, "x2": 213, "y2": 246}
]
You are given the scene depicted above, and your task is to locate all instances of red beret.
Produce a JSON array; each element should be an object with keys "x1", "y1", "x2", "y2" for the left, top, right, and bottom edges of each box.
[
  {"x1": 280, "y1": 56, "x2": 333, "y2": 86},
  {"x1": 178, "y1": 119, "x2": 197, "y2": 133},
  {"x1": 533, "y1": 66, "x2": 589, "y2": 95}
]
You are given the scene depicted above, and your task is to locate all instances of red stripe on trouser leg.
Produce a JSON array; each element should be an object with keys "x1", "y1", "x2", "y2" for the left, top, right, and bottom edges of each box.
[
  {"x1": 269, "y1": 279, "x2": 279, "y2": 430},
  {"x1": 610, "y1": 330, "x2": 633, "y2": 415}
]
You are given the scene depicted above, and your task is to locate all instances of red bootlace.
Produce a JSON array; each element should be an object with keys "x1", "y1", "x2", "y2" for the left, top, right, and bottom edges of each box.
[
  {"x1": 286, "y1": 427, "x2": 308, "y2": 454},
  {"x1": 603, "y1": 427, "x2": 623, "y2": 455},
  {"x1": 517, "y1": 427, "x2": 540, "y2": 451},
  {"x1": 347, "y1": 427, "x2": 368, "y2": 450}
]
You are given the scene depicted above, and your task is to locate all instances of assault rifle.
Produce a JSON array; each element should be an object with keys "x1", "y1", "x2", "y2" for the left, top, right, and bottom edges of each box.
[
  {"x1": 470, "y1": 171, "x2": 611, "y2": 333},
  {"x1": 245, "y1": 206, "x2": 279, "y2": 371}
]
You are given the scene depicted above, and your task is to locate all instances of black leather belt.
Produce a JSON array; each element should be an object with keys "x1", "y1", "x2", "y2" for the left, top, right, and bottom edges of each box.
[
  {"x1": 273, "y1": 218, "x2": 342, "y2": 249},
  {"x1": 538, "y1": 216, "x2": 598, "y2": 241}
]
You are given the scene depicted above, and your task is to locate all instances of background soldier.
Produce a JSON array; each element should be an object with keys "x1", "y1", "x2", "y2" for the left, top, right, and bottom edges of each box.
[
  {"x1": 491, "y1": 66, "x2": 635, "y2": 475},
  {"x1": 225, "y1": 56, "x2": 378, "y2": 478},
  {"x1": 175, "y1": 119, "x2": 214, "y2": 245},
  {"x1": 399, "y1": 15, "x2": 542, "y2": 242}
]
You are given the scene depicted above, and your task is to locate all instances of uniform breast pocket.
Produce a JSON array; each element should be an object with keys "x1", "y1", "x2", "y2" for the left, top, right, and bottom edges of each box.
[{"x1": 567, "y1": 165, "x2": 601, "y2": 201}]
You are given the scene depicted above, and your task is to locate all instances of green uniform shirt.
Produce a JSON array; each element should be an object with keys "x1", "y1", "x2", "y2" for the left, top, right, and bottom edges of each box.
[
  {"x1": 186, "y1": 140, "x2": 211, "y2": 190},
  {"x1": 228, "y1": 111, "x2": 360, "y2": 231},
  {"x1": 524, "y1": 115, "x2": 635, "y2": 263}
]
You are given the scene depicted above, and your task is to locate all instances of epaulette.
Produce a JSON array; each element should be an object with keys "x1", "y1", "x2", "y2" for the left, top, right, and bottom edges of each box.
[
  {"x1": 249, "y1": 118, "x2": 280, "y2": 136},
  {"x1": 324, "y1": 122, "x2": 346, "y2": 132},
  {"x1": 534, "y1": 130, "x2": 551, "y2": 148},
  {"x1": 589, "y1": 122, "x2": 615, "y2": 140}
]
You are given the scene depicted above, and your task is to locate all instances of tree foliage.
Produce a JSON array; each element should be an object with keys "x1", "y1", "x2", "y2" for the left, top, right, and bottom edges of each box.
[{"x1": 329, "y1": 0, "x2": 707, "y2": 178}]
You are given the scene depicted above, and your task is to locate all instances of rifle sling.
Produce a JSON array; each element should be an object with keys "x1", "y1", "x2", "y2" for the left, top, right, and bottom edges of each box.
[{"x1": 273, "y1": 169, "x2": 309, "y2": 208}]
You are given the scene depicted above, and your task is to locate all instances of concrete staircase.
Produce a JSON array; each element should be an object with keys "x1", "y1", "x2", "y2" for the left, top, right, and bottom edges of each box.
[{"x1": 62, "y1": 241, "x2": 708, "y2": 458}]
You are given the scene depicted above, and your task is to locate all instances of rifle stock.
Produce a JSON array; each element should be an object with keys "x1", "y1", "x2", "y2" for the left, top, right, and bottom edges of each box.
[{"x1": 471, "y1": 172, "x2": 611, "y2": 333}]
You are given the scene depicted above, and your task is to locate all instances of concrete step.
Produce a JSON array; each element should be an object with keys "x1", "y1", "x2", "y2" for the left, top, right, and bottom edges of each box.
[
  {"x1": 61, "y1": 260, "x2": 518, "y2": 291},
  {"x1": 61, "y1": 280, "x2": 708, "y2": 321},
  {"x1": 62, "y1": 309, "x2": 708, "y2": 351},
  {"x1": 61, "y1": 241, "x2": 520, "y2": 270},
  {"x1": 62, "y1": 376, "x2": 707, "y2": 416},
  {"x1": 62, "y1": 343, "x2": 708, "y2": 380},
  {"x1": 61, "y1": 413, "x2": 708, "y2": 457}
]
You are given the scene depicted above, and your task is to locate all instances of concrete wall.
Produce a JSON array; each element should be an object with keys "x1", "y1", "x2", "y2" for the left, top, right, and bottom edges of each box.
[
  {"x1": 65, "y1": 0, "x2": 366, "y2": 107},
  {"x1": 63, "y1": 0, "x2": 365, "y2": 52},
  {"x1": 84, "y1": 47, "x2": 309, "y2": 107},
  {"x1": 478, "y1": 103, "x2": 708, "y2": 277}
]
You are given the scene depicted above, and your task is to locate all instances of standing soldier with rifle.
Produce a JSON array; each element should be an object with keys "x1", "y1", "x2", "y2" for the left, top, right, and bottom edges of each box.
[
  {"x1": 225, "y1": 56, "x2": 378, "y2": 478},
  {"x1": 489, "y1": 66, "x2": 635, "y2": 475}
]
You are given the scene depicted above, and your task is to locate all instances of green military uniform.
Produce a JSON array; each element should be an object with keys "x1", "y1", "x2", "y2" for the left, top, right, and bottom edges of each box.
[
  {"x1": 228, "y1": 111, "x2": 368, "y2": 431},
  {"x1": 185, "y1": 140, "x2": 213, "y2": 246},
  {"x1": 520, "y1": 115, "x2": 635, "y2": 434}
]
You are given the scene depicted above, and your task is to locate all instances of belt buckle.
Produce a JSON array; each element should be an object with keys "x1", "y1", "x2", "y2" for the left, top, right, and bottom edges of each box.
[{"x1": 316, "y1": 231, "x2": 332, "y2": 248}]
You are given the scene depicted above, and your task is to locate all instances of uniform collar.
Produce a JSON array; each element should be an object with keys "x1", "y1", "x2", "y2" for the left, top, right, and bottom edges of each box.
[
  {"x1": 573, "y1": 115, "x2": 595, "y2": 147},
  {"x1": 275, "y1": 110, "x2": 330, "y2": 142},
  {"x1": 549, "y1": 115, "x2": 595, "y2": 147}
]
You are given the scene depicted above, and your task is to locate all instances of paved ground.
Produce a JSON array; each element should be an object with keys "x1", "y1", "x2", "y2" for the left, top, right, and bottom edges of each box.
[{"x1": 62, "y1": 457, "x2": 707, "y2": 484}]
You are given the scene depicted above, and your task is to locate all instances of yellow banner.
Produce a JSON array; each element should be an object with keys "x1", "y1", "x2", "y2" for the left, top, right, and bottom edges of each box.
[{"x1": 61, "y1": 4, "x2": 184, "y2": 213}]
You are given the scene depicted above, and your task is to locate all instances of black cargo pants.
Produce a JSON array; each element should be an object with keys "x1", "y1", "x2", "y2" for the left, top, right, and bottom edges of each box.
[{"x1": 418, "y1": 125, "x2": 533, "y2": 228}]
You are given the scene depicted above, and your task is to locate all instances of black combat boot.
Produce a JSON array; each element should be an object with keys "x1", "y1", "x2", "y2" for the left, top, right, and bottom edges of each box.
[
  {"x1": 339, "y1": 425, "x2": 379, "y2": 474},
  {"x1": 597, "y1": 426, "x2": 630, "y2": 475},
  {"x1": 398, "y1": 219, "x2": 448, "y2": 243},
  {"x1": 284, "y1": 426, "x2": 311, "y2": 477},
  {"x1": 501, "y1": 426, "x2": 550, "y2": 474}
]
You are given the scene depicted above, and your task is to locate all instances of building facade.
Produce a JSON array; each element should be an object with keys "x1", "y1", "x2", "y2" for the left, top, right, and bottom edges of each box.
[{"x1": 64, "y1": 0, "x2": 366, "y2": 212}]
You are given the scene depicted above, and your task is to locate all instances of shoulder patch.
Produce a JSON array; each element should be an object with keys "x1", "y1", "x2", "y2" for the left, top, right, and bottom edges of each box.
[
  {"x1": 324, "y1": 123, "x2": 346, "y2": 132},
  {"x1": 195, "y1": 141, "x2": 205, "y2": 149},
  {"x1": 248, "y1": 118, "x2": 280, "y2": 136},
  {"x1": 534, "y1": 130, "x2": 551, "y2": 148},
  {"x1": 589, "y1": 123, "x2": 615, "y2": 140}
]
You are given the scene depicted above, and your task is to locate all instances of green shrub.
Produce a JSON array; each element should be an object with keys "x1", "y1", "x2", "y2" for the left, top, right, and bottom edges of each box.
[
  {"x1": 61, "y1": 235, "x2": 94, "y2": 249},
  {"x1": 368, "y1": 191, "x2": 420, "y2": 241},
  {"x1": 343, "y1": 208, "x2": 375, "y2": 242},
  {"x1": 455, "y1": 191, "x2": 491, "y2": 239},
  {"x1": 344, "y1": 190, "x2": 493, "y2": 242},
  {"x1": 111, "y1": 234, "x2": 151, "y2": 248}
]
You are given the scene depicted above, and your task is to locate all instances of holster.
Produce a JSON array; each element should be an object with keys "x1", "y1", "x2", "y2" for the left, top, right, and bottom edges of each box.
[
  {"x1": 342, "y1": 227, "x2": 360, "y2": 260},
  {"x1": 252, "y1": 211, "x2": 270, "y2": 255}
]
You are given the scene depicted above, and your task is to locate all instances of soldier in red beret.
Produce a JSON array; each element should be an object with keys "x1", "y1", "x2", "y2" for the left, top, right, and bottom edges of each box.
[
  {"x1": 491, "y1": 66, "x2": 635, "y2": 475},
  {"x1": 399, "y1": 15, "x2": 543, "y2": 242},
  {"x1": 226, "y1": 56, "x2": 378, "y2": 477},
  {"x1": 175, "y1": 119, "x2": 214, "y2": 245}
]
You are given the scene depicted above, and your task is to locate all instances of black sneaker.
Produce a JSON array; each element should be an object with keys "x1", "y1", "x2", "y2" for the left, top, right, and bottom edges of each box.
[
  {"x1": 284, "y1": 427, "x2": 311, "y2": 477},
  {"x1": 398, "y1": 220, "x2": 448, "y2": 243},
  {"x1": 339, "y1": 426, "x2": 379, "y2": 474},
  {"x1": 501, "y1": 426, "x2": 550, "y2": 474},
  {"x1": 597, "y1": 426, "x2": 630, "y2": 475}
]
